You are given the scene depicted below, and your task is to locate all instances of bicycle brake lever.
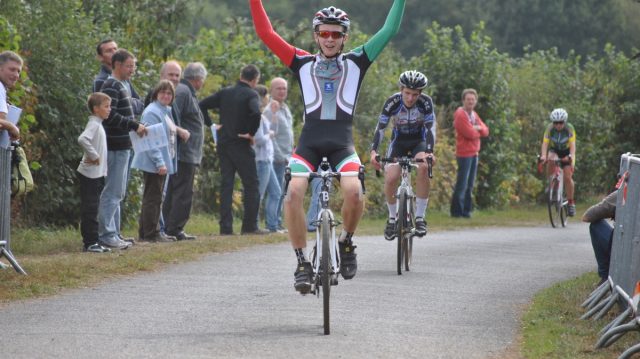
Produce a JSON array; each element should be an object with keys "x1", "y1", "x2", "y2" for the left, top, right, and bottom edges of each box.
[
  {"x1": 282, "y1": 167, "x2": 291, "y2": 199},
  {"x1": 359, "y1": 165, "x2": 366, "y2": 194}
]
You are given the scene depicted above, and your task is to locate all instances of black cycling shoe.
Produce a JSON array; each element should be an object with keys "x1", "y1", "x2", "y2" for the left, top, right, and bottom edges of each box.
[
  {"x1": 384, "y1": 218, "x2": 397, "y2": 241},
  {"x1": 294, "y1": 261, "x2": 313, "y2": 294},
  {"x1": 567, "y1": 204, "x2": 576, "y2": 217},
  {"x1": 339, "y1": 241, "x2": 357, "y2": 280},
  {"x1": 415, "y1": 217, "x2": 427, "y2": 237}
]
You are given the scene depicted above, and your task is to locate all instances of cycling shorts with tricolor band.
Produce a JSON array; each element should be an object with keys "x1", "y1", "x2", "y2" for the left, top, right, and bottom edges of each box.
[
  {"x1": 288, "y1": 119, "x2": 361, "y2": 173},
  {"x1": 385, "y1": 137, "x2": 429, "y2": 159}
]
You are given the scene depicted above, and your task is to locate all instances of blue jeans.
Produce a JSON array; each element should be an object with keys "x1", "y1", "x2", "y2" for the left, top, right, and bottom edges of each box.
[
  {"x1": 256, "y1": 160, "x2": 282, "y2": 231},
  {"x1": 98, "y1": 149, "x2": 130, "y2": 242},
  {"x1": 273, "y1": 161, "x2": 287, "y2": 228},
  {"x1": 306, "y1": 177, "x2": 323, "y2": 231},
  {"x1": 451, "y1": 155, "x2": 478, "y2": 218},
  {"x1": 590, "y1": 219, "x2": 613, "y2": 280}
]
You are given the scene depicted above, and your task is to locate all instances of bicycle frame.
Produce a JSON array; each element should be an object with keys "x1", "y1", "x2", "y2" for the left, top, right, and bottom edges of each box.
[
  {"x1": 549, "y1": 159, "x2": 565, "y2": 205},
  {"x1": 390, "y1": 158, "x2": 418, "y2": 234}
]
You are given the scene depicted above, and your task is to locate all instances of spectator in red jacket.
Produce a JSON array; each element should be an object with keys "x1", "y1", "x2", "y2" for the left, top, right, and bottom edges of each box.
[{"x1": 450, "y1": 88, "x2": 489, "y2": 218}]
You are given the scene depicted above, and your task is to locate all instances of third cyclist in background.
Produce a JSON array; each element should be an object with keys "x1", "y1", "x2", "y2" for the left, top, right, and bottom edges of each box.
[
  {"x1": 539, "y1": 108, "x2": 577, "y2": 216},
  {"x1": 370, "y1": 70, "x2": 436, "y2": 240}
]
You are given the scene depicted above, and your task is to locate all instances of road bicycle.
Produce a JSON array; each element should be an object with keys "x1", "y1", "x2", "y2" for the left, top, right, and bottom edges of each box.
[
  {"x1": 377, "y1": 155, "x2": 432, "y2": 275},
  {"x1": 539, "y1": 155, "x2": 569, "y2": 228},
  {"x1": 283, "y1": 157, "x2": 365, "y2": 335}
]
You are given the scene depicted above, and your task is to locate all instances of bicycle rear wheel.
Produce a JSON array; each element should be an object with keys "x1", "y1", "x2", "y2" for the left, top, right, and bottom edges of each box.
[
  {"x1": 404, "y1": 195, "x2": 415, "y2": 272},
  {"x1": 547, "y1": 178, "x2": 560, "y2": 228},
  {"x1": 397, "y1": 189, "x2": 407, "y2": 275},
  {"x1": 320, "y1": 211, "x2": 331, "y2": 335}
]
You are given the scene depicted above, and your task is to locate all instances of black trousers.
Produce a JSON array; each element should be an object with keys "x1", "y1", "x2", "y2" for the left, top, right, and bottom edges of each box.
[
  {"x1": 139, "y1": 171, "x2": 166, "y2": 239},
  {"x1": 79, "y1": 173, "x2": 105, "y2": 247},
  {"x1": 163, "y1": 161, "x2": 197, "y2": 235},
  {"x1": 217, "y1": 141, "x2": 259, "y2": 234}
]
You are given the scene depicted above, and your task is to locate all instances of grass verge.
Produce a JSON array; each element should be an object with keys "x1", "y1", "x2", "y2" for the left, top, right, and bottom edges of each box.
[{"x1": 522, "y1": 272, "x2": 639, "y2": 358}]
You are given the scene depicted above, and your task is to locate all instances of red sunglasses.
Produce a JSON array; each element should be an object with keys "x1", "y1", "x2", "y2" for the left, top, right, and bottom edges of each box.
[{"x1": 315, "y1": 30, "x2": 346, "y2": 39}]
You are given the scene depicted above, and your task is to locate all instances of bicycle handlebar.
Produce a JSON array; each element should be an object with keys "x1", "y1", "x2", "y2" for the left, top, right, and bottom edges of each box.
[
  {"x1": 538, "y1": 154, "x2": 571, "y2": 165},
  {"x1": 375, "y1": 155, "x2": 433, "y2": 179},
  {"x1": 282, "y1": 158, "x2": 366, "y2": 197}
]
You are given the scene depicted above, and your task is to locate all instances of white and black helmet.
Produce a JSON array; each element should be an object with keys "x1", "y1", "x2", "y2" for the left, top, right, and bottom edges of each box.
[
  {"x1": 550, "y1": 108, "x2": 568, "y2": 123},
  {"x1": 398, "y1": 70, "x2": 428, "y2": 90},
  {"x1": 313, "y1": 6, "x2": 350, "y2": 31}
]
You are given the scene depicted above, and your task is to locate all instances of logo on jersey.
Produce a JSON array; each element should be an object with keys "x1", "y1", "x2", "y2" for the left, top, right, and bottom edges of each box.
[{"x1": 324, "y1": 82, "x2": 334, "y2": 93}]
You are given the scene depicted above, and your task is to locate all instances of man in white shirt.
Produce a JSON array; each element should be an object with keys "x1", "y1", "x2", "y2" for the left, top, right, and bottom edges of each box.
[
  {"x1": 0, "y1": 51, "x2": 22, "y2": 146},
  {"x1": 262, "y1": 77, "x2": 293, "y2": 232}
]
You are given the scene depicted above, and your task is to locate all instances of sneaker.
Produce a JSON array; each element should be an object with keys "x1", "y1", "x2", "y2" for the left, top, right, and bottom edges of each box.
[
  {"x1": 269, "y1": 228, "x2": 287, "y2": 234},
  {"x1": 294, "y1": 261, "x2": 313, "y2": 294},
  {"x1": 172, "y1": 231, "x2": 196, "y2": 241},
  {"x1": 99, "y1": 238, "x2": 131, "y2": 250},
  {"x1": 339, "y1": 241, "x2": 357, "y2": 280},
  {"x1": 119, "y1": 234, "x2": 136, "y2": 245},
  {"x1": 83, "y1": 243, "x2": 111, "y2": 253},
  {"x1": 140, "y1": 233, "x2": 176, "y2": 243},
  {"x1": 415, "y1": 217, "x2": 427, "y2": 237},
  {"x1": 241, "y1": 228, "x2": 271, "y2": 235},
  {"x1": 567, "y1": 204, "x2": 576, "y2": 217},
  {"x1": 384, "y1": 218, "x2": 396, "y2": 241}
]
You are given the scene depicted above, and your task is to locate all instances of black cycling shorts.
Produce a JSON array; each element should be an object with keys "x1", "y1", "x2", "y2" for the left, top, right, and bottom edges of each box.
[{"x1": 386, "y1": 137, "x2": 428, "y2": 158}]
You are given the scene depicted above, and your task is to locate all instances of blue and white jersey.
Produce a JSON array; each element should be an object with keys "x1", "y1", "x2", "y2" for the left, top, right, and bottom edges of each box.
[{"x1": 370, "y1": 92, "x2": 436, "y2": 152}]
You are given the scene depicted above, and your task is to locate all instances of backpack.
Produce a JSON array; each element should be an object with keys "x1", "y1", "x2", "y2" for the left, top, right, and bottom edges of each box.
[{"x1": 11, "y1": 142, "x2": 33, "y2": 197}]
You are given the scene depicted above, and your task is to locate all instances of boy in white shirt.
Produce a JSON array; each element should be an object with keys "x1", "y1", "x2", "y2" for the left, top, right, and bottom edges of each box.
[{"x1": 78, "y1": 93, "x2": 111, "y2": 252}]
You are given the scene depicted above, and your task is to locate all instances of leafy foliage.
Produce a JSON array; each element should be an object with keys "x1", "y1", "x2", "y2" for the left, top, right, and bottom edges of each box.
[{"x1": 0, "y1": 0, "x2": 638, "y2": 228}]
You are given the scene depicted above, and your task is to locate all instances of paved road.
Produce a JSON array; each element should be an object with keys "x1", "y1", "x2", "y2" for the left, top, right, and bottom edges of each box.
[{"x1": 1, "y1": 224, "x2": 594, "y2": 358}]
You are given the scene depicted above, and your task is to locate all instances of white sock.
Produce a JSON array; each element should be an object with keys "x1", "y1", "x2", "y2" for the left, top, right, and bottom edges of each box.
[
  {"x1": 387, "y1": 202, "x2": 397, "y2": 219},
  {"x1": 416, "y1": 197, "x2": 428, "y2": 219},
  {"x1": 338, "y1": 230, "x2": 354, "y2": 243}
]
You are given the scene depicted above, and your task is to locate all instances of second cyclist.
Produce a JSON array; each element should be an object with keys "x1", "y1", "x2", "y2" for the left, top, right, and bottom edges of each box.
[{"x1": 370, "y1": 70, "x2": 436, "y2": 240}]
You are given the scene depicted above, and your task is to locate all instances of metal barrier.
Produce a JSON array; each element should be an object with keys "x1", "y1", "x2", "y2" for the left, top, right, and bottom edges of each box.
[
  {"x1": 0, "y1": 146, "x2": 26, "y2": 274},
  {"x1": 610, "y1": 153, "x2": 640, "y2": 296},
  {"x1": 580, "y1": 153, "x2": 640, "y2": 356}
]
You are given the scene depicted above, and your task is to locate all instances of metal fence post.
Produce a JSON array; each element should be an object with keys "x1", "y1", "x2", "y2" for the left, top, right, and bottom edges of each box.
[{"x1": 0, "y1": 145, "x2": 26, "y2": 274}]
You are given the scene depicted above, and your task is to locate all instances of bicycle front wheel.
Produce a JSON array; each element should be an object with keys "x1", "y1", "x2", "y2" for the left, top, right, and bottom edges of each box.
[
  {"x1": 404, "y1": 196, "x2": 415, "y2": 272},
  {"x1": 560, "y1": 198, "x2": 568, "y2": 227},
  {"x1": 548, "y1": 178, "x2": 560, "y2": 228},
  {"x1": 397, "y1": 189, "x2": 407, "y2": 275},
  {"x1": 320, "y1": 210, "x2": 331, "y2": 335}
]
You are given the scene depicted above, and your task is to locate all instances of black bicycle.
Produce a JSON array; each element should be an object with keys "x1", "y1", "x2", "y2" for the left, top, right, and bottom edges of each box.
[
  {"x1": 377, "y1": 155, "x2": 432, "y2": 275},
  {"x1": 283, "y1": 157, "x2": 365, "y2": 335}
]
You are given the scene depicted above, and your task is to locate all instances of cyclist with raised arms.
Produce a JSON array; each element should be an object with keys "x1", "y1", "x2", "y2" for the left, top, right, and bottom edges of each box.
[
  {"x1": 250, "y1": 0, "x2": 405, "y2": 293},
  {"x1": 370, "y1": 71, "x2": 436, "y2": 240},
  {"x1": 540, "y1": 108, "x2": 577, "y2": 216}
]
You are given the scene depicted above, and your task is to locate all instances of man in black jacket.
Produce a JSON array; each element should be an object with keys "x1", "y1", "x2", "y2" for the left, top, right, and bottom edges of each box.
[{"x1": 200, "y1": 64, "x2": 267, "y2": 235}]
